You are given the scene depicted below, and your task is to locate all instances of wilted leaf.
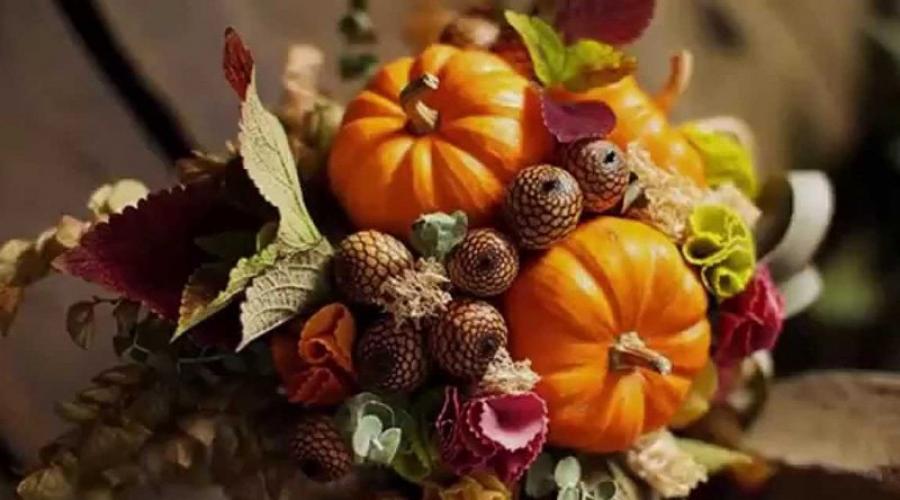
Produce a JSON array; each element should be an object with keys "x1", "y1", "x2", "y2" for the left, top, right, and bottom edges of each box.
[
  {"x1": 232, "y1": 35, "x2": 321, "y2": 251},
  {"x1": 410, "y1": 211, "x2": 468, "y2": 260},
  {"x1": 0, "y1": 285, "x2": 23, "y2": 336},
  {"x1": 57, "y1": 182, "x2": 220, "y2": 320},
  {"x1": 81, "y1": 488, "x2": 115, "y2": 500},
  {"x1": 17, "y1": 466, "x2": 75, "y2": 500},
  {"x1": 174, "y1": 243, "x2": 280, "y2": 339},
  {"x1": 78, "y1": 385, "x2": 123, "y2": 406},
  {"x1": 676, "y1": 438, "x2": 752, "y2": 475},
  {"x1": 100, "y1": 464, "x2": 142, "y2": 488},
  {"x1": 556, "y1": 0, "x2": 656, "y2": 45},
  {"x1": 93, "y1": 365, "x2": 145, "y2": 386},
  {"x1": 54, "y1": 401, "x2": 100, "y2": 423},
  {"x1": 0, "y1": 239, "x2": 46, "y2": 286},
  {"x1": 125, "y1": 385, "x2": 174, "y2": 429},
  {"x1": 179, "y1": 414, "x2": 218, "y2": 448},
  {"x1": 66, "y1": 301, "x2": 96, "y2": 349},
  {"x1": 238, "y1": 240, "x2": 333, "y2": 350},
  {"x1": 78, "y1": 422, "x2": 151, "y2": 473},
  {"x1": 541, "y1": 93, "x2": 616, "y2": 143},
  {"x1": 164, "y1": 435, "x2": 198, "y2": 469}
]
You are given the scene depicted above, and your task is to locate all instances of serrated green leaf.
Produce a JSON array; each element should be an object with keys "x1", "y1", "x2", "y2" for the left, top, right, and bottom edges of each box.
[
  {"x1": 369, "y1": 428, "x2": 402, "y2": 465},
  {"x1": 17, "y1": 466, "x2": 74, "y2": 500},
  {"x1": 66, "y1": 301, "x2": 96, "y2": 350},
  {"x1": 555, "y1": 456, "x2": 582, "y2": 489},
  {"x1": 54, "y1": 401, "x2": 100, "y2": 423},
  {"x1": 410, "y1": 211, "x2": 468, "y2": 260},
  {"x1": 173, "y1": 243, "x2": 280, "y2": 339},
  {"x1": 505, "y1": 11, "x2": 566, "y2": 86},
  {"x1": 675, "y1": 438, "x2": 752, "y2": 475},
  {"x1": 237, "y1": 240, "x2": 333, "y2": 350},
  {"x1": 353, "y1": 415, "x2": 383, "y2": 458},
  {"x1": 239, "y1": 73, "x2": 321, "y2": 250}
]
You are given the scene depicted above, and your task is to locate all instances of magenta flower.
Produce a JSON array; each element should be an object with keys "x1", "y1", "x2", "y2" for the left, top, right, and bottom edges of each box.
[
  {"x1": 436, "y1": 387, "x2": 548, "y2": 484},
  {"x1": 714, "y1": 265, "x2": 785, "y2": 367}
]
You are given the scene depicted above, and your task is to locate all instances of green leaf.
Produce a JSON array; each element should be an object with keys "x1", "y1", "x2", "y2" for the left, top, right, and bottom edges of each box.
[
  {"x1": 558, "y1": 487, "x2": 580, "y2": 500},
  {"x1": 676, "y1": 438, "x2": 752, "y2": 475},
  {"x1": 353, "y1": 415, "x2": 383, "y2": 458},
  {"x1": 369, "y1": 428, "x2": 402, "y2": 465},
  {"x1": 410, "y1": 211, "x2": 468, "y2": 260},
  {"x1": 66, "y1": 301, "x2": 96, "y2": 350},
  {"x1": 682, "y1": 125, "x2": 758, "y2": 198},
  {"x1": 239, "y1": 72, "x2": 321, "y2": 250},
  {"x1": 526, "y1": 453, "x2": 557, "y2": 498},
  {"x1": 17, "y1": 466, "x2": 75, "y2": 500},
  {"x1": 555, "y1": 456, "x2": 582, "y2": 489},
  {"x1": 237, "y1": 240, "x2": 333, "y2": 350},
  {"x1": 505, "y1": 11, "x2": 567, "y2": 86},
  {"x1": 195, "y1": 231, "x2": 258, "y2": 262},
  {"x1": 173, "y1": 243, "x2": 280, "y2": 339}
]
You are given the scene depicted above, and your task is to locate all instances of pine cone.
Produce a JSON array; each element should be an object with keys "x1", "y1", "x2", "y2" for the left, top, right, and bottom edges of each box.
[
  {"x1": 505, "y1": 165, "x2": 583, "y2": 250},
  {"x1": 447, "y1": 229, "x2": 519, "y2": 297},
  {"x1": 429, "y1": 300, "x2": 507, "y2": 381},
  {"x1": 561, "y1": 139, "x2": 629, "y2": 213},
  {"x1": 356, "y1": 318, "x2": 429, "y2": 393},
  {"x1": 334, "y1": 230, "x2": 414, "y2": 304},
  {"x1": 290, "y1": 415, "x2": 353, "y2": 482}
]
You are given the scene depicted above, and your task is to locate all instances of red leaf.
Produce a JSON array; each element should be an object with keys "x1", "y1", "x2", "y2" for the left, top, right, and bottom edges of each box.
[
  {"x1": 57, "y1": 183, "x2": 221, "y2": 321},
  {"x1": 556, "y1": 0, "x2": 656, "y2": 45},
  {"x1": 541, "y1": 93, "x2": 616, "y2": 143},
  {"x1": 223, "y1": 27, "x2": 254, "y2": 100}
]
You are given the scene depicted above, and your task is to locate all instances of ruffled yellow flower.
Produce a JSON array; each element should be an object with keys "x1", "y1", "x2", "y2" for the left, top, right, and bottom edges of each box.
[
  {"x1": 424, "y1": 473, "x2": 511, "y2": 500},
  {"x1": 682, "y1": 204, "x2": 756, "y2": 299}
]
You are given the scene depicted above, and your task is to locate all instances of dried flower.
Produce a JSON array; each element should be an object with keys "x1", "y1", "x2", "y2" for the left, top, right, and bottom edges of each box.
[
  {"x1": 377, "y1": 258, "x2": 452, "y2": 328},
  {"x1": 625, "y1": 430, "x2": 707, "y2": 498},
  {"x1": 714, "y1": 265, "x2": 785, "y2": 367},
  {"x1": 424, "y1": 472, "x2": 511, "y2": 500},
  {"x1": 478, "y1": 348, "x2": 540, "y2": 395},
  {"x1": 271, "y1": 303, "x2": 356, "y2": 406},
  {"x1": 436, "y1": 387, "x2": 548, "y2": 483}
]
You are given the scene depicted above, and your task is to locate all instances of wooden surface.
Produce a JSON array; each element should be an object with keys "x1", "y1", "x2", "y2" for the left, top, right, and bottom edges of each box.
[{"x1": 0, "y1": 1, "x2": 870, "y2": 498}]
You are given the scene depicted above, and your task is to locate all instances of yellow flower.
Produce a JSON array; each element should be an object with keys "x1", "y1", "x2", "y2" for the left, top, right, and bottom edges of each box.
[{"x1": 424, "y1": 473, "x2": 511, "y2": 500}]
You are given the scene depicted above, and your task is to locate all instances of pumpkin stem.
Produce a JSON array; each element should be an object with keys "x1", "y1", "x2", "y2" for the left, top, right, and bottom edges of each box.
[
  {"x1": 400, "y1": 73, "x2": 440, "y2": 134},
  {"x1": 654, "y1": 50, "x2": 693, "y2": 115},
  {"x1": 609, "y1": 331, "x2": 673, "y2": 375}
]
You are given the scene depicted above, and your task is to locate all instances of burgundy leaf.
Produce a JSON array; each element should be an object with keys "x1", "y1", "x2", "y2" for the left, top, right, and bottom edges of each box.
[
  {"x1": 556, "y1": 0, "x2": 656, "y2": 45},
  {"x1": 223, "y1": 27, "x2": 254, "y2": 100},
  {"x1": 541, "y1": 93, "x2": 616, "y2": 143},
  {"x1": 57, "y1": 183, "x2": 221, "y2": 321}
]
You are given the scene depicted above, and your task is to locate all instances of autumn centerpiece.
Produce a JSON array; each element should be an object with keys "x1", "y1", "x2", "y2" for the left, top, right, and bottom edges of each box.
[{"x1": 6, "y1": 1, "x2": 793, "y2": 499}]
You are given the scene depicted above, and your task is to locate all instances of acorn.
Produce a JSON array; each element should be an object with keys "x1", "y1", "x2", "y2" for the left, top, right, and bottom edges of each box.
[
  {"x1": 334, "y1": 230, "x2": 414, "y2": 305},
  {"x1": 504, "y1": 165, "x2": 583, "y2": 250},
  {"x1": 560, "y1": 139, "x2": 629, "y2": 213},
  {"x1": 290, "y1": 415, "x2": 353, "y2": 482},
  {"x1": 428, "y1": 299, "x2": 507, "y2": 381},
  {"x1": 355, "y1": 318, "x2": 429, "y2": 393},
  {"x1": 447, "y1": 229, "x2": 519, "y2": 297}
]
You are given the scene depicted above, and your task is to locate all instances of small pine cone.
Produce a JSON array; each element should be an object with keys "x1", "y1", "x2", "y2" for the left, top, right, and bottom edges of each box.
[
  {"x1": 334, "y1": 230, "x2": 414, "y2": 304},
  {"x1": 356, "y1": 318, "x2": 429, "y2": 392},
  {"x1": 429, "y1": 300, "x2": 507, "y2": 381},
  {"x1": 447, "y1": 229, "x2": 519, "y2": 297},
  {"x1": 561, "y1": 139, "x2": 629, "y2": 213},
  {"x1": 290, "y1": 415, "x2": 353, "y2": 482},
  {"x1": 505, "y1": 165, "x2": 583, "y2": 250},
  {"x1": 439, "y1": 11, "x2": 501, "y2": 49}
]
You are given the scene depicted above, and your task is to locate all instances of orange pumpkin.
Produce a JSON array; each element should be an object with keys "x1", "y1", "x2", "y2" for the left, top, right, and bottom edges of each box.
[
  {"x1": 329, "y1": 44, "x2": 552, "y2": 238},
  {"x1": 553, "y1": 55, "x2": 706, "y2": 186},
  {"x1": 504, "y1": 217, "x2": 710, "y2": 452}
]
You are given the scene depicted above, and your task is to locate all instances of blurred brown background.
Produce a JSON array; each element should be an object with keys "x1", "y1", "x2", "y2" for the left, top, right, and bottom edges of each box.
[{"x1": 0, "y1": 0, "x2": 895, "y2": 498}]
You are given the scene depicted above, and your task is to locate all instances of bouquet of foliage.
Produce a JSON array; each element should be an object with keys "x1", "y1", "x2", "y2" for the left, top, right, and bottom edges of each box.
[{"x1": 6, "y1": 1, "x2": 810, "y2": 499}]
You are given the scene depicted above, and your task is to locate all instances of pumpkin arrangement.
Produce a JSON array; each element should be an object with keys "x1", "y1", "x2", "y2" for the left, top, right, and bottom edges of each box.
[{"x1": 5, "y1": 1, "x2": 799, "y2": 499}]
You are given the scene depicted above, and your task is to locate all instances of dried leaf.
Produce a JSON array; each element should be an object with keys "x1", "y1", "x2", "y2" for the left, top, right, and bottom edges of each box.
[
  {"x1": 676, "y1": 438, "x2": 752, "y2": 475},
  {"x1": 410, "y1": 211, "x2": 468, "y2": 260},
  {"x1": 224, "y1": 27, "x2": 254, "y2": 100},
  {"x1": 78, "y1": 422, "x2": 151, "y2": 473},
  {"x1": 88, "y1": 179, "x2": 150, "y2": 219},
  {"x1": 0, "y1": 239, "x2": 46, "y2": 286},
  {"x1": 556, "y1": 0, "x2": 656, "y2": 45},
  {"x1": 174, "y1": 243, "x2": 279, "y2": 339},
  {"x1": 164, "y1": 436, "x2": 198, "y2": 469},
  {"x1": 93, "y1": 365, "x2": 146, "y2": 386},
  {"x1": 57, "y1": 182, "x2": 220, "y2": 320},
  {"x1": 17, "y1": 466, "x2": 75, "y2": 500},
  {"x1": 78, "y1": 385, "x2": 123, "y2": 406},
  {"x1": 54, "y1": 401, "x2": 100, "y2": 424},
  {"x1": 179, "y1": 414, "x2": 218, "y2": 448},
  {"x1": 238, "y1": 240, "x2": 333, "y2": 350},
  {"x1": 234, "y1": 41, "x2": 321, "y2": 251},
  {"x1": 540, "y1": 93, "x2": 616, "y2": 143},
  {"x1": 0, "y1": 285, "x2": 23, "y2": 336},
  {"x1": 66, "y1": 301, "x2": 96, "y2": 350},
  {"x1": 100, "y1": 464, "x2": 142, "y2": 488}
]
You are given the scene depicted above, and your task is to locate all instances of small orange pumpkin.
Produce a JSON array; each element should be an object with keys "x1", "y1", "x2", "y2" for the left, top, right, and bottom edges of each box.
[
  {"x1": 329, "y1": 44, "x2": 552, "y2": 238},
  {"x1": 504, "y1": 217, "x2": 710, "y2": 452},
  {"x1": 553, "y1": 55, "x2": 706, "y2": 186}
]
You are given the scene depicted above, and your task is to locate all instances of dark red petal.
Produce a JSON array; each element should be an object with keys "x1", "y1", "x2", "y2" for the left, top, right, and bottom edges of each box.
[
  {"x1": 541, "y1": 93, "x2": 616, "y2": 144},
  {"x1": 223, "y1": 27, "x2": 254, "y2": 100},
  {"x1": 556, "y1": 0, "x2": 656, "y2": 45}
]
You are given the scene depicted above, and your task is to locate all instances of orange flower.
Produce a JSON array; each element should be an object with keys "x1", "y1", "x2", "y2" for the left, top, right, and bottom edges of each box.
[{"x1": 271, "y1": 303, "x2": 357, "y2": 407}]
